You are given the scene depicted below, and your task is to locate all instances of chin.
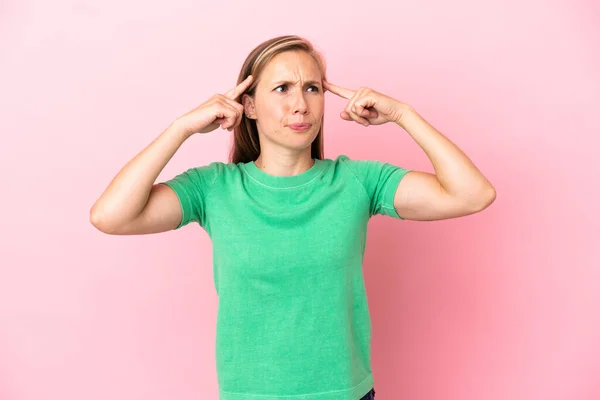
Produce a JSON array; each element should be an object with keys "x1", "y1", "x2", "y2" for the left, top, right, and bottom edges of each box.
[
  {"x1": 281, "y1": 136, "x2": 316, "y2": 151},
  {"x1": 262, "y1": 127, "x2": 318, "y2": 148}
]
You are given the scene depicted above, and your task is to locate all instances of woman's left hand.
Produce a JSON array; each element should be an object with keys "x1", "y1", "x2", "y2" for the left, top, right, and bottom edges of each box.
[{"x1": 324, "y1": 81, "x2": 410, "y2": 127}]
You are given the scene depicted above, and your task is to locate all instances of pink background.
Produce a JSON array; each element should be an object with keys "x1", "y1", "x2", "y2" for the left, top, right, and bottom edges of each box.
[{"x1": 1, "y1": 1, "x2": 599, "y2": 399}]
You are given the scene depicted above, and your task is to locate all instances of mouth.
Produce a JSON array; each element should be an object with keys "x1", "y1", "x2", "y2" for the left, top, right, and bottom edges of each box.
[{"x1": 287, "y1": 123, "x2": 312, "y2": 132}]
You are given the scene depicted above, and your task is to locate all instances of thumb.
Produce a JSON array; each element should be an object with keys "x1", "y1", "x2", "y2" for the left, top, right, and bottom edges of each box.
[{"x1": 340, "y1": 111, "x2": 352, "y2": 121}]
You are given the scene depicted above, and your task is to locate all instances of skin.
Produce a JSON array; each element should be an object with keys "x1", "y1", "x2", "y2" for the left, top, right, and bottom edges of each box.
[
  {"x1": 242, "y1": 50, "x2": 324, "y2": 177},
  {"x1": 242, "y1": 50, "x2": 496, "y2": 220},
  {"x1": 324, "y1": 82, "x2": 496, "y2": 220},
  {"x1": 90, "y1": 50, "x2": 496, "y2": 237}
]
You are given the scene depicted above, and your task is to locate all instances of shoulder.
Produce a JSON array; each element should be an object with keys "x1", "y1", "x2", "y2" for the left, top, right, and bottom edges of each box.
[
  {"x1": 328, "y1": 154, "x2": 410, "y2": 181},
  {"x1": 175, "y1": 159, "x2": 247, "y2": 180},
  {"x1": 324, "y1": 154, "x2": 362, "y2": 172},
  {"x1": 161, "y1": 160, "x2": 239, "y2": 198}
]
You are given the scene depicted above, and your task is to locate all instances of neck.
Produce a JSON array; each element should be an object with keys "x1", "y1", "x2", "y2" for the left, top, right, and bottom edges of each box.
[{"x1": 254, "y1": 154, "x2": 315, "y2": 177}]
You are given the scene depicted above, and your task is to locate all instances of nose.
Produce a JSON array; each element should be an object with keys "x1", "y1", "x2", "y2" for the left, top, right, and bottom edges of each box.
[{"x1": 291, "y1": 90, "x2": 308, "y2": 114}]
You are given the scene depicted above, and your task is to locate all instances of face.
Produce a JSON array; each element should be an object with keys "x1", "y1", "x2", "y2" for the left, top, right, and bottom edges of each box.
[{"x1": 242, "y1": 50, "x2": 324, "y2": 153}]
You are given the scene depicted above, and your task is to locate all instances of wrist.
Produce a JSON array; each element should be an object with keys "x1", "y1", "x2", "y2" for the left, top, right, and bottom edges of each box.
[
  {"x1": 169, "y1": 118, "x2": 194, "y2": 141},
  {"x1": 394, "y1": 104, "x2": 416, "y2": 128}
]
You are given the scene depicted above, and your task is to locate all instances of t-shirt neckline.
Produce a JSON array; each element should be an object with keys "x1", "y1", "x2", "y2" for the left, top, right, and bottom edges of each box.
[{"x1": 242, "y1": 158, "x2": 325, "y2": 189}]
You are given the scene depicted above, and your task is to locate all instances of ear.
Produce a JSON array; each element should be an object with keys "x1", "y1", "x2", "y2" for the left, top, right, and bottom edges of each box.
[{"x1": 242, "y1": 94, "x2": 257, "y2": 120}]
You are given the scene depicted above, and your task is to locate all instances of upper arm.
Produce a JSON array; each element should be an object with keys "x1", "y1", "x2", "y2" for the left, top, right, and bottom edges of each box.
[
  {"x1": 393, "y1": 171, "x2": 494, "y2": 221},
  {"x1": 93, "y1": 162, "x2": 220, "y2": 235},
  {"x1": 102, "y1": 183, "x2": 183, "y2": 235}
]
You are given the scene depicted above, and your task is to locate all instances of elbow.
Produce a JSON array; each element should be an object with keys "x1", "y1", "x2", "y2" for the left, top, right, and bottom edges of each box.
[
  {"x1": 472, "y1": 185, "x2": 496, "y2": 213},
  {"x1": 90, "y1": 209, "x2": 107, "y2": 233},
  {"x1": 455, "y1": 184, "x2": 496, "y2": 215},
  {"x1": 90, "y1": 207, "x2": 117, "y2": 234}
]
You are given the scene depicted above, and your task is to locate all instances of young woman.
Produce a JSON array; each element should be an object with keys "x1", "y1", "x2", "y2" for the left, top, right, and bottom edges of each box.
[{"x1": 90, "y1": 35, "x2": 496, "y2": 400}]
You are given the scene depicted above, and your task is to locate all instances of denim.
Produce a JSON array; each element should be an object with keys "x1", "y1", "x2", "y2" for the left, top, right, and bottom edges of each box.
[{"x1": 359, "y1": 388, "x2": 376, "y2": 400}]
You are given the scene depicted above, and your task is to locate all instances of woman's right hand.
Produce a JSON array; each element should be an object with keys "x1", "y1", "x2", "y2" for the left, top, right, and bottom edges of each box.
[{"x1": 176, "y1": 75, "x2": 254, "y2": 136}]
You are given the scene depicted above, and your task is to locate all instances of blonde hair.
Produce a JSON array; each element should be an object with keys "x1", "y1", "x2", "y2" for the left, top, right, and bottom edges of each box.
[{"x1": 228, "y1": 35, "x2": 327, "y2": 164}]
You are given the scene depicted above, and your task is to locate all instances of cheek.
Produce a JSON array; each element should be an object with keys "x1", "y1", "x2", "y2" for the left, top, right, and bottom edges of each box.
[
  {"x1": 258, "y1": 101, "x2": 288, "y2": 121},
  {"x1": 310, "y1": 98, "x2": 324, "y2": 115}
]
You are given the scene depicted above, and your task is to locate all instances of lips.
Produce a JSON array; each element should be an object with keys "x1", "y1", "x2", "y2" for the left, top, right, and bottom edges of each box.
[{"x1": 288, "y1": 123, "x2": 311, "y2": 131}]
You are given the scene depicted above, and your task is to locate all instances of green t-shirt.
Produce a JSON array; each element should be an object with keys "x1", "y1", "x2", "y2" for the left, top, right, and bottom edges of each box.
[{"x1": 160, "y1": 154, "x2": 411, "y2": 400}]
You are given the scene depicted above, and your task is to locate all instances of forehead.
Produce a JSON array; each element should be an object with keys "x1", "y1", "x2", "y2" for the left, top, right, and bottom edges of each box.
[{"x1": 262, "y1": 51, "x2": 322, "y2": 82}]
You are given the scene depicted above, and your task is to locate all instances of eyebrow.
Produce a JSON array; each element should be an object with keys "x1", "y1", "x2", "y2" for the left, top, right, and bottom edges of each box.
[{"x1": 272, "y1": 80, "x2": 322, "y2": 86}]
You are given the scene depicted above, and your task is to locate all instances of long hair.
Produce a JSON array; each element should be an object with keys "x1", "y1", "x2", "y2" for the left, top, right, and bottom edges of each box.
[{"x1": 228, "y1": 35, "x2": 327, "y2": 164}]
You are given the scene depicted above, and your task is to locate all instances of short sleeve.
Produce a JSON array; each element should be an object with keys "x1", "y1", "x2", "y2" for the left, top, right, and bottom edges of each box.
[
  {"x1": 338, "y1": 154, "x2": 412, "y2": 219},
  {"x1": 158, "y1": 162, "x2": 221, "y2": 229}
]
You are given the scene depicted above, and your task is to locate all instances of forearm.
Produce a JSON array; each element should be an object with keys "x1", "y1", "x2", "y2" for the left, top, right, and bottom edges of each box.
[
  {"x1": 90, "y1": 120, "x2": 191, "y2": 227},
  {"x1": 396, "y1": 107, "x2": 495, "y2": 200}
]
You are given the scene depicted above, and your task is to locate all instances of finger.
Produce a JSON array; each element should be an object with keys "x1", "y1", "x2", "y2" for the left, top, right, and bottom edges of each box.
[
  {"x1": 221, "y1": 95, "x2": 245, "y2": 116},
  {"x1": 220, "y1": 90, "x2": 246, "y2": 130},
  {"x1": 323, "y1": 81, "x2": 355, "y2": 99},
  {"x1": 223, "y1": 97, "x2": 245, "y2": 128},
  {"x1": 366, "y1": 108, "x2": 379, "y2": 118},
  {"x1": 225, "y1": 75, "x2": 254, "y2": 100},
  {"x1": 215, "y1": 100, "x2": 240, "y2": 130},
  {"x1": 345, "y1": 89, "x2": 360, "y2": 116},
  {"x1": 345, "y1": 108, "x2": 370, "y2": 126},
  {"x1": 340, "y1": 111, "x2": 352, "y2": 121},
  {"x1": 345, "y1": 89, "x2": 370, "y2": 126},
  {"x1": 356, "y1": 107, "x2": 376, "y2": 118},
  {"x1": 353, "y1": 94, "x2": 377, "y2": 121}
]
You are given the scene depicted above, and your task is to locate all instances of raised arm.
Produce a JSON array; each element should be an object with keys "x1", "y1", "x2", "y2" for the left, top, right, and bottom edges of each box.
[
  {"x1": 324, "y1": 80, "x2": 496, "y2": 221},
  {"x1": 90, "y1": 121, "x2": 191, "y2": 235},
  {"x1": 90, "y1": 75, "x2": 253, "y2": 235}
]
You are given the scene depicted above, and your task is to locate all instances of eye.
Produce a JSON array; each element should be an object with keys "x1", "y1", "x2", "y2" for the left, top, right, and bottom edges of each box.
[{"x1": 274, "y1": 84, "x2": 320, "y2": 93}]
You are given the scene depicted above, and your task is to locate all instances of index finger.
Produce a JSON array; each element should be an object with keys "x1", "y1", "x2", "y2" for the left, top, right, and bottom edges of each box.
[
  {"x1": 225, "y1": 75, "x2": 254, "y2": 100},
  {"x1": 323, "y1": 81, "x2": 355, "y2": 99}
]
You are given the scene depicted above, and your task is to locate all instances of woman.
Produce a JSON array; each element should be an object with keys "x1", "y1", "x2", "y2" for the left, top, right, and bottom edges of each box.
[{"x1": 90, "y1": 35, "x2": 495, "y2": 400}]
